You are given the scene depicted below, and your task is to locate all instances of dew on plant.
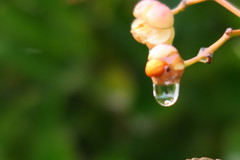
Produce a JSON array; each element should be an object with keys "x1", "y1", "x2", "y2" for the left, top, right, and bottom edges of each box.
[{"x1": 153, "y1": 83, "x2": 180, "y2": 107}]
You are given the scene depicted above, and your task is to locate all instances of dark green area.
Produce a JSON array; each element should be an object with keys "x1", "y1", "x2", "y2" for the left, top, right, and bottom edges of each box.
[{"x1": 0, "y1": 0, "x2": 239, "y2": 159}]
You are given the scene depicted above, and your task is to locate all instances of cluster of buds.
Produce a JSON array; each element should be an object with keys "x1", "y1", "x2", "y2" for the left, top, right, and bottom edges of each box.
[{"x1": 131, "y1": 0, "x2": 185, "y2": 85}]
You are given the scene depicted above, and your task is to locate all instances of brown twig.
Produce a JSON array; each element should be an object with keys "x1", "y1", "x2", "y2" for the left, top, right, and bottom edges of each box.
[
  {"x1": 172, "y1": 0, "x2": 207, "y2": 15},
  {"x1": 172, "y1": 0, "x2": 240, "y2": 17},
  {"x1": 214, "y1": 0, "x2": 240, "y2": 17},
  {"x1": 184, "y1": 28, "x2": 240, "y2": 67}
]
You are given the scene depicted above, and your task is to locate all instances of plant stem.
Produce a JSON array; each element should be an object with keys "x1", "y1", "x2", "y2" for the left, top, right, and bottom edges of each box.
[
  {"x1": 214, "y1": 0, "x2": 240, "y2": 17},
  {"x1": 172, "y1": 0, "x2": 240, "y2": 17},
  {"x1": 184, "y1": 28, "x2": 240, "y2": 67},
  {"x1": 172, "y1": 0, "x2": 207, "y2": 15}
]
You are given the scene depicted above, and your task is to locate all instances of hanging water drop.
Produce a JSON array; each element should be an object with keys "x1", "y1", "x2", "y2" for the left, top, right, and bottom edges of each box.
[{"x1": 153, "y1": 83, "x2": 180, "y2": 107}]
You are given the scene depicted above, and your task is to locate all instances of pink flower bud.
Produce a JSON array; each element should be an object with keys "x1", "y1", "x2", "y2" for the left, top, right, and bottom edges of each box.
[
  {"x1": 131, "y1": 18, "x2": 175, "y2": 48},
  {"x1": 133, "y1": 0, "x2": 156, "y2": 18},
  {"x1": 133, "y1": 0, "x2": 174, "y2": 29},
  {"x1": 148, "y1": 44, "x2": 178, "y2": 60}
]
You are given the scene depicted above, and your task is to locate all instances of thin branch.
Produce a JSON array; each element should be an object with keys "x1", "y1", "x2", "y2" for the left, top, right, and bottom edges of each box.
[
  {"x1": 214, "y1": 0, "x2": 240, "y2": 17},
  {"x1": 172, "y1": 0, "x2": 207, "y2": 15},
  {"x1": 172, "y1": 0, "x2": 240, "y2": 17},
  {"x1": 231, "y1": 29, "x2": 240, "y2": 37},
  {"x1": 172, "y1": 0, "x2": 240, "y2": 67},
  {"x1": 184, "y1": 28, "x2": 240, "y2": 67}
]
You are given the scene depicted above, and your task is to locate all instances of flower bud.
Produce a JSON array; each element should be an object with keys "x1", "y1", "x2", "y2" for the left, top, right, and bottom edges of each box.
[
  {"x1": 148, "y1": 43, "x2": 178, "y2": 60},
  {"x1": 146, "y1": 44, "x2": 185, "y2": 85},
  {"x1": 133, "y1": 0, "x2": 174, "y2": 29},
  {"x1": 145, "y1": 59, "x2": 167, "y2": 77},
  {"x1": 133, "y1": 0, "x2": 156, "y2": 19},
  {"x1": 131, "y1": 18, "x2": 175, "y2": 48}
]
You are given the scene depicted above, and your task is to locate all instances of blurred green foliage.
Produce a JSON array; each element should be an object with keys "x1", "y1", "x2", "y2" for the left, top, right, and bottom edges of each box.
[{"x1": 0, "y1": 0, "x2": 239, "y2": 160}]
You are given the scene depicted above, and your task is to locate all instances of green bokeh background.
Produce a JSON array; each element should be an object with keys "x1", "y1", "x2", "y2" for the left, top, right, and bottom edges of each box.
[{"x1": 0, "y1": 0, "x2": 239, "y2": 159}]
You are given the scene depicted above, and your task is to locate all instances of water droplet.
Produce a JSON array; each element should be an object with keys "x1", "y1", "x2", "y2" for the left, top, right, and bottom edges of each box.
[
  {"x1": 153, "y1": 83, "x2": 180, "y2": 107},
  {"x1": 198, "y1": 47, "x2": 212, "y2": 63}
]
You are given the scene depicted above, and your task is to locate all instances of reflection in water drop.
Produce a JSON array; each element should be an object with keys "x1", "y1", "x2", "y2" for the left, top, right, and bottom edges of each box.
[{"x1": 153, "y1": 83, "x2": 180, "y2": 107}]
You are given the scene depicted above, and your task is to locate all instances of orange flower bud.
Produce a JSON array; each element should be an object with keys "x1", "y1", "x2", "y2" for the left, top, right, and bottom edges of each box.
[
  {"x1": 145, "y1": 59, "x2": 167, "y2": 77},
  {"x1": 133, "y1": 0, "x2": 174, "y2": 29},
  {"x1": 147, "y1": 44, "x2": 185, "y2": 85}
]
